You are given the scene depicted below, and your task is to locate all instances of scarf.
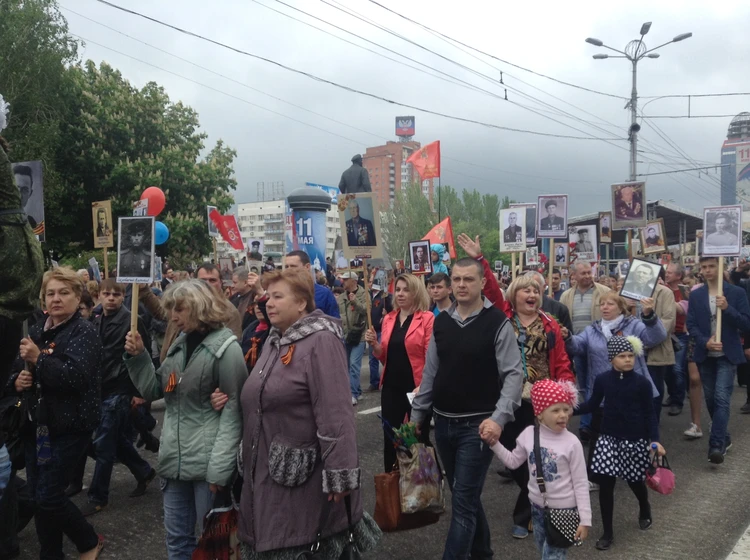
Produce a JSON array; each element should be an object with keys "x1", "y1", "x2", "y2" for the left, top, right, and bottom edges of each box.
[
  {"x1": 266, "y1": 309, "x2": 343, "y2": 348},
  {"x1": 600, "y1": 314, "x2": 624, "y2": 340}
]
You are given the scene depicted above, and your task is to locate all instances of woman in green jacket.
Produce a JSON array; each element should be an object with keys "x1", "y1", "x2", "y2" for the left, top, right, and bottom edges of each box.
[{"x1": 124, "y1": 279, "x2": 247, "y2": 560}]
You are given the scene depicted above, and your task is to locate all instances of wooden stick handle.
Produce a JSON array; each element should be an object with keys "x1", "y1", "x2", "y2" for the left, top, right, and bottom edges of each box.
[
  {"x1": 548, "y1": 242, "x2": 554, "y2": 297},
  {"x1": 716, "y1": 258, "x2": 724, "y2": 341},
  {"x1": 131, "y1": 283, "x2": 140, "y2": 335},
  {"x1": 363, "y1": 259, "x2": 372, "y2": 329}
]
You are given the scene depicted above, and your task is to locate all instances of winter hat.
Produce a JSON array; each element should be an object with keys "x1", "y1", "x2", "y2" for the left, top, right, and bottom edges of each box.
[
  {"x1": 607, "y1": 335, "x2": 644, "y2": 361},
  {"x1": 530, "y1": 379, "x2": 579, "y2": 416}
]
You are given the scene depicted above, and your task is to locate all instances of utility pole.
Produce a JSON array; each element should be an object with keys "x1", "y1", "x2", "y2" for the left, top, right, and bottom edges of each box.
[{"x1": 586, "y1": 23, "x2": 692, "y2": 181}]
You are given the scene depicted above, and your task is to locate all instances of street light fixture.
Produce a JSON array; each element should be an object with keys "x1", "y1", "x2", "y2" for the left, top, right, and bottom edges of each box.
[{"x1": 586, "y1": 22, "x2": 692, "y2": 180}]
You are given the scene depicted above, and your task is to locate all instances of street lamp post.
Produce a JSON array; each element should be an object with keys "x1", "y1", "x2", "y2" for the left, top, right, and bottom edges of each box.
[{"x1": 586, "y1": 24, "x2": 692, "y2": 180}]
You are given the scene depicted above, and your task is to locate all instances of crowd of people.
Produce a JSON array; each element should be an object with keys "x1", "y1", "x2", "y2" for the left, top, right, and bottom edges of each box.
[{"x1": 3, "y1": 173, "x2": 750, "y2": 559}]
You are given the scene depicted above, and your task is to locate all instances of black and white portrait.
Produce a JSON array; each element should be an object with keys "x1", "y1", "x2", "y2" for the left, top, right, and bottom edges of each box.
[
  {"x1": 620, "y1": 258, "x2": 661, "y2": 301},
  {"x1": 247, "y1": 238, "x2": 264, "y2": 260},
  {"x1": 247, "y1": 260, "x2": 263, "y2": 275},
  {"x1": 409, "y1": 240, "x2": 432, "y2": 274},
  {"x1": 207, "y1": 205, "x2": 220, "y2": 237},
  {"x1": 599, "y1": 212, "x2": 612, "y2": 243},
  {"x1": 570, "y1": 225, "x2": 597, "y2": 262},
  {"x1": 500, "y1": 208, "x2": 526, "y2": 252},
  {"x1": 703, "y1": 205, "x2": 742, "y2": 256},
  {"x1": 526, "y1": 247, "x2": 539, "y2": 266},
  {"x1": 116, "y1": 217, "x2": 154, "y2": 283},
  {"x1": 555, "y1": 244, "x2": 569, "y2": 266},
  {"x1": 92, "y1": 200, "x2": 114, "y2": 249},
  {"x1": 618, "y1": 260, "x2": 631, "y2": 279},
  {"x1": 219, "y1": 258, "x2": 233, "y2": 286},
  {"x1": 12, "y1": 160, "x2": 45, "y2": 241},
  {"x1": 537, "y1": 195, "x2": 568, "y2": 237},
  {"x1": 640, "y1": 219, "x2": 667, "y2": 255},
  {"x1": 511, "y1": 203, "x2": 536, "y2": 245}
]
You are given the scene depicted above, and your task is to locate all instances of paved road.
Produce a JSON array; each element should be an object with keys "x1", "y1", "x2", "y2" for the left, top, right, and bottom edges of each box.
[{"x1": 16, "y1": 367, "x2": 750, "y2": 559}]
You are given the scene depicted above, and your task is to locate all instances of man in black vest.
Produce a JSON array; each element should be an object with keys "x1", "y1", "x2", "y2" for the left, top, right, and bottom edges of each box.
[{"x1": 412, "y1": 257, "x2": 523, "y2": 560}]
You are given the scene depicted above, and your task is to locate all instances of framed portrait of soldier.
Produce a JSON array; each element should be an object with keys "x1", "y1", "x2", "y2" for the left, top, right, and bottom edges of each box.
[
  {"x1": 612, "y1": 181, "x2": 646, "y2": 229},
  {"x1": 494, "y1": 260, "x2": 503, "y2": 271},
  {"x1": 92, "y1": 200, "x2": 114, "y2": 249},
  {"x1": 703, "y1": 205, "x2": 742, "y2": 256},
  {"x1": 219, "y1": 257, "x2": 233, "y2": 286},
  {"x1": 247, "y1": 238, "x2": 264, "y2": 260},
  {"x1": 526, "y1": 247, "x2": 539, "y2": 266},
  {"x1": 409, "y1": 240, "x2": 432, "y2": 275},
  {"x1": 12, "y1": 160, "x2": 45, "y2": 241},
  {"x1": 620, "y1": 257, "x2": 660, "y2": 301},
  {"x1": 570, "y1": 224, "x2": 597, "y2": 262},
  {"x1": 338, "y1": 193, "x2": 383, "y2": 260},
  {"x1": 554, "y1": 243, "x2": 569, "y2": 267},
  {"x1": 537, "y1": 195, "x2": 567, "y2": 238},
  {"x1": 617, "y1": 260, "x2": 631, "y2": 279},
  {"x1": 639, "y1": 218, "x2": 667, "y2": 255},
  {"x1": 116, "y1": 217, "x2": 154, "y2": 284},
  {"x1": 247, "y1": 260, "x2": 263, "y2": 275},
  {"x1": 599, "y1": 212, "x2": 612, "y2": 243},
  {"x1": 207, "y1": 205, "x2": 220, "y2": 237},
  {"x1": 499, "y1": 208, "x2": 526, "y2": 252},
  {"x1": 510, "y1": 203, "x2": 537, "y2": 245},
  {"x1": 348, "y1": 257, "x2": 364, "y2": 271}
]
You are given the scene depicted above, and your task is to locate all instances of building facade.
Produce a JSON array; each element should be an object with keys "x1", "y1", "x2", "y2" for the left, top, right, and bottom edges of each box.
[
  {"x1": 363, "y1": 140, "x2": 434, "y2": 209},
  {"x1": 721, "y1": 112, "x2": 750, "y2": 209}
]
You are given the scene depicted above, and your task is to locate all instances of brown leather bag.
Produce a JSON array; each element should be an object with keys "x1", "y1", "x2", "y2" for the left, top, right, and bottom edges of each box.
[{"x1": 373, "y1": 469, "x2": 441, "y2": 532}]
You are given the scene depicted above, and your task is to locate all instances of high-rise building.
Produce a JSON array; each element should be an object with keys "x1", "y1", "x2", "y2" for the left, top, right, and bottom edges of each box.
[
  {"x1": 362, "y1": 140, "x2": 434, "y2": 209},
  {"x1": 721, "y1": 112, "x2": 750, "y2": 207}
]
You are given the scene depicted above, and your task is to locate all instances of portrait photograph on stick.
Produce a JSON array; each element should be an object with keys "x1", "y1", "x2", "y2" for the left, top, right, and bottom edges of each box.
[
  {"x1": 338, "y1": 192, "x2": 383, "y2": 260},
  {"x1": 409, "y1": 240, "x2": 432, "y2": 275},
  {"x1": 219, "y1": 257, "x2": 233, "y2": 286},
  {"x1": 499, "y1": 208, "x2": 526, "y2": 252},
  {"x1": 12, "y1": 159, "x2": 45, "y2": 240},
  {"x1": 537, "y1": 194, "x2": 568, "y2": 237},
  {"x1": 510, "y1": 202, "x2": 536, "y2": 245},
  {"x1": 116, "y1": 216, "x2": 154, "y2": 284},
  {"x1": 247, "y1": 238, "x2": 264, "y2": 260},
  {"x1": 92, "y1": 200, "x2": 114, "y2": 249},
  {"x1": 554, "y1": 243, "x2": 569, "y2": 266},
  {"x1": 702, "y1": 205, "x2": 742, "y2": 256},
  {"x1": 526, "y1": 246, "x2": 539, "y2": 266},
  {"x1": 569, "y1": 224, "x2": 597, "y2": 263},
  {"x1": 639, "y1": 218, "x2": 667, "y2": 255},
  {"x1": 612, "y1": 181, "x2": 646, "y2": 229},
  {"x1": 599, "y1": 211, "x2": 612, "y2": 243},
  {"x1": 620, "y1": 257, "x2": 661, "y2": 301}
]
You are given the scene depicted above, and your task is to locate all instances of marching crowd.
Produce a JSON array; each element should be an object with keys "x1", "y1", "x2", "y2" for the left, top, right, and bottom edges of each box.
[{"x1": 3, "y1": 149, "x2": 750, "y2": 559}]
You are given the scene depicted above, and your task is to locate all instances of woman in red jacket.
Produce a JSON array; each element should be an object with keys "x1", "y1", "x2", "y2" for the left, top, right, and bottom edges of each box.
[
  {"x1": 457, "y1": 233, "x2": 575, "y2": 539},
  {"x1": 366, "y1": 273, "x2": 434, "y2": 471}
]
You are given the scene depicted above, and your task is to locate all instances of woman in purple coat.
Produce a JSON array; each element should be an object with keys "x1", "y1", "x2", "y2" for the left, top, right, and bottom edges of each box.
[{"x1": 237, "y1": 269, "x2": 380, "y2": 558}]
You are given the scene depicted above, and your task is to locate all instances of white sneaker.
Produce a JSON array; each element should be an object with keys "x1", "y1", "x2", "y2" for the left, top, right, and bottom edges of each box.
[
  {"x1": 588, "y1": 481, "x2": 599, "y2": 492},
  {"x1": 351, "y1": 397, "x2": 358, "y2": 406},
  {"x1": 684, "y1": 423, "x2": 703, "y2": 439}
]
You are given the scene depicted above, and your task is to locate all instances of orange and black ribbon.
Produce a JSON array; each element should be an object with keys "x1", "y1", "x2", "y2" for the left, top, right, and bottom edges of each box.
[
  {"x1": 165, "y1": 371, "x2": 177, "y2": 393},
  {"x1": 281, "y1": 344, "x2": 295, "y2": 366}
]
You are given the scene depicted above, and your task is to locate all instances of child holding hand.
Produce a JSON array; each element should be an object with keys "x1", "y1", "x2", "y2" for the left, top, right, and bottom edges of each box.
[
  {"x1": 491, "y1": 379, "x2": 591, "y2": 559},
  {"x1": 575, "y1": 335, "x2": 666, "y2": 551}
]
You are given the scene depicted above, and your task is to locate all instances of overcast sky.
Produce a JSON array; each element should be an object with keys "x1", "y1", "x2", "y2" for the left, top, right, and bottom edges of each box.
[{"x1": 62, "y1": 0, "x2": 750, "y2": 217}]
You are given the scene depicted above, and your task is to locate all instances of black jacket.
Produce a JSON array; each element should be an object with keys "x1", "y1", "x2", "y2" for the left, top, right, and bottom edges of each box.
[
  {"x1": 93, "y1": 305, "x2": 151, "y2": 399},
  {"x1": 541, "y1": 296, "x2": 573, "y2": 334},
  {"x1": 11, "y1": 312, "x2": 102, "y2": 437},
  {"x1": 338, "y1": 161, "x2": 372, "y2": 194}
]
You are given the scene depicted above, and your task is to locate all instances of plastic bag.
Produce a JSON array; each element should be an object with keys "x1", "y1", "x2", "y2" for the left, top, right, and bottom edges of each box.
[
  {"x1": 192, "y1": 504, "x2": 241, "y2": 560},
  {"x1": 397, "y1": 443, "x2": 444, "y2": 515}
]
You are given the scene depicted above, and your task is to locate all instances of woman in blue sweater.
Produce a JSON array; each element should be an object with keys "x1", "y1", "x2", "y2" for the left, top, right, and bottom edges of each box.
[{"x1": 575, "y1": 336, "x2": 666, "y2": 551}]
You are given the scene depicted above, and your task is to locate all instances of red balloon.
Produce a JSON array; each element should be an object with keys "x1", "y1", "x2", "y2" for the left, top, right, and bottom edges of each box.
[{"x1": 140, "y1": 186, "x2": 165, "y2": 217}]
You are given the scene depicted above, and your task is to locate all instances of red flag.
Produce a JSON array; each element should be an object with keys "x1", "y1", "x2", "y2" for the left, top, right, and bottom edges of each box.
[
  {"x1": 422, "y1": 216, "x2": 456, "y2": 259},
  {"x1": 209, "y1": 209, "x2": 244, "y2": 251},
  {"x1": 406, "y1": 140, "x2": 441, "y2": 179}
]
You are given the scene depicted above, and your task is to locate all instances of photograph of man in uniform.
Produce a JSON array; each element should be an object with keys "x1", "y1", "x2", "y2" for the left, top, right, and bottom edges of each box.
[
  {"x1": 621, "y1": 260, "x2": 659, "y2": 301},
  {"x1": 117, "y1": 218, "x2": 153, "y2": 280},
  {"x1": 640, "y1": 220, "x2": 667, "y2": 255},
  {"x1": 706, "y1": 213, "x2": 736, "y2": 247},
  {"x1": 503, "y1": 211, "x2": 523, "y2": 243},
  {"x1": 538, "y1": 196, "x2": 567, "y2": 236},
  {"x1": 555, "y1": 245, "x2": 567, "y2": 264},
  {"x1": 575, "y1": 229, "x2": 594, "y2": 253},
  {"x1": 96, "y1": 208, "x2": 111, "y2": 238},
  {"x1": 345, "y1": 198, "x2": 376, "y2": 247},
  {"x1": 248, "y1": 239, "x2": 263, "y2": 261},
  {"x1": 613, "y1": 182, "x2": 646, "y2": 228},
  {"x1": 12, "y1": 160, "x2": 45, "y2": 240},
  {"x1": 410, "y1": 241, "x2": 431, "y2": 273}
]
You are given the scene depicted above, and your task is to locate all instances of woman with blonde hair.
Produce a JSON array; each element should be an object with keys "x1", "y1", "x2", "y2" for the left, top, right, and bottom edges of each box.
[
  {"x1": 10, "y1": 266, "x2": 104, "y2": 559},
  {"x1": 86, "y1": 280, "x2": 99, "y2": 302},
  {"x1": 124, "y1": 279, "x2": 247, "y2": 560},
  {"x1": 366, "y1": 273, "x2": 434, "y2": 471}
]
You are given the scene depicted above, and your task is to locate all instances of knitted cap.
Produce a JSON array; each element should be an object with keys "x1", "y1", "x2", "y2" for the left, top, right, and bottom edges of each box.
[
  {"x1": 608, "y1": 335, "x2": 635, "y2": 360},
  {"x1": 530, "y1": 379, "x2": 579, "y2": 416}
]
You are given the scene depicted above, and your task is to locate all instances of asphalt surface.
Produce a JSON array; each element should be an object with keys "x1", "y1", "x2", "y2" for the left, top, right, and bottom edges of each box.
[{"x1": 15, "y1": 365, "x2": 750, "y2": 560}]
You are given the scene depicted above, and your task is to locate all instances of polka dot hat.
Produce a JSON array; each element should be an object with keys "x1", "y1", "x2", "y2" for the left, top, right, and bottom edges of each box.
[
  {"x1": 530, "y1": 379, "x2": 579, "y2": 417},
  {"x1": 607, "y1": 335, "x2": 644, "y2": 361}
]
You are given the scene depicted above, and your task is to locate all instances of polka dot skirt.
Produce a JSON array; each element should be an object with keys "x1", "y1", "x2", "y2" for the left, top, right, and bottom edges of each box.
[{"x1": 591, "y1": 434, "x2": 651, "y2": 483}]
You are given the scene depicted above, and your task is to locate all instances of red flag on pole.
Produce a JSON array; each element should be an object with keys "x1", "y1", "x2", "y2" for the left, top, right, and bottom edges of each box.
[
  {"x1": 406, "y1": 140, "x2": 441, "y2": 179},
  {"x1": 422, "y1": 216, "x2": 456, "y2": 259},
  {"x1": 209, "y1": 209, "x2": 244, "y2": 251}
]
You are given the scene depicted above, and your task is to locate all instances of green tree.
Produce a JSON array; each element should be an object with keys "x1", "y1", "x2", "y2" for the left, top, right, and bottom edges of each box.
[
  {"x1": 53, "y1": 62, "x2": 236, "y2": 267},
  {"x1": 382, "y1": 183, "x2": 435, "y2": 265}
]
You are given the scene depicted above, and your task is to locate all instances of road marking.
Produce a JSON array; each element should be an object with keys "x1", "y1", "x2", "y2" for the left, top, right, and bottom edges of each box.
[
  {"x1": 727, "y1": 522, "x2": 750, "y2": 559},
  {"x1": 357, "y1": 406, "x2": 381, "y2": 415}
]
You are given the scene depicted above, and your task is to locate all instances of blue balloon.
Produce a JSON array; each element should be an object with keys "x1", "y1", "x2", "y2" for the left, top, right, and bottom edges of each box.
[{"x1": 155, "y1": 221, "x2": 169, "y2": 245}]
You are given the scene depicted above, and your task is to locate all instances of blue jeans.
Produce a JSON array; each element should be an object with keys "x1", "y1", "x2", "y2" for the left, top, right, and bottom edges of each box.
[
  {"x1": 575, "y1": 355, "x2": 591, "y2": 430},
  {"x1": 647, "y1": 365, "x2": 668, "y2": 429},
  {"x1": 434, "y1": 415, "x2": 494, "y2": 560},
  {"x1": 531, "y1": 504, "x2": 569, "y2": 560},
  {"x1": 368, "y1": 331, "x2": 382, "y2": 388},
  {"x1": 161, "y1": 478, "x2": 214, "y2": 560},
  {"x1": 346, "y1": 341, "x2": 365, "y2": 399},
  {"x1": 89, "y1": 394, "x2": 153, "y2": 505},
  {"x1": 25, "y1": 432, "x2": 99, "y2": 559},
  {"x1": 0, "y1": 444, "x2": 10, "y2": 501},
  {"x1": 666, "y1": 332, "x2": 689, "y2": 407},
  {"x1": 698, "y1": 356, "x2": 736, "y2": 450}
]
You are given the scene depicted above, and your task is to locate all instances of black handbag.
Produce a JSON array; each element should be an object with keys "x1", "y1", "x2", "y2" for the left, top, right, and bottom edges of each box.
[
  {"x1": 533, "y1": 424, "x2": 581, "y2": 549},
  {"x1": 296, "y1": 495, "x2": 360, "y2": 560},
  {"x1": 0, "y1": 393, "x2": 28, "y2": 470}
]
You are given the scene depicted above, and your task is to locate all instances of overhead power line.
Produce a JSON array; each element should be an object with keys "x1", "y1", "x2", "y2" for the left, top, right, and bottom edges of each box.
[
  {"x1": 637, "y1": 164, "x2": 729, "y2": 177},
  {"x1": 90, "y1": 0, "x2": 622, "y2": 142},
  {"x1": 641, "y1": 92, "x2": 750, "y2": 99}
]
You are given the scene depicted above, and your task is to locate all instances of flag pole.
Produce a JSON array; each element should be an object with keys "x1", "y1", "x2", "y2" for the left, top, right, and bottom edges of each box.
[{"x1": 438, "y1": 176, "x2": 441, "y2": 222}]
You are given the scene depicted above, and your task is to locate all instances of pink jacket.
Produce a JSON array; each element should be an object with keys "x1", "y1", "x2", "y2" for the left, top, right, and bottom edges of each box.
[{"x1": 378, "y1": 310, "x2": 434, "y2": 388}]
